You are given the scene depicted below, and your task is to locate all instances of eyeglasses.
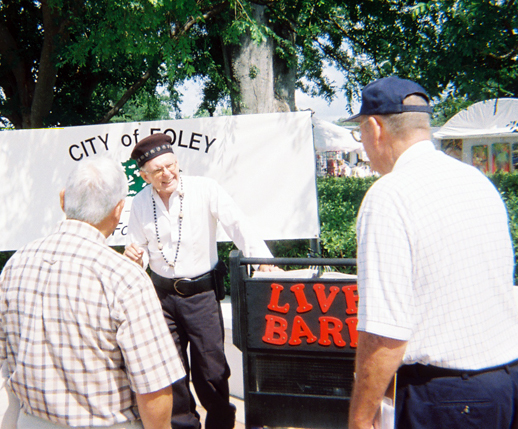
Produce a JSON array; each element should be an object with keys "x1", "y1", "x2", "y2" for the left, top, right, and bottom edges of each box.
[
  {"x1": 142, "y1": 161, "x2": 178, "y2": 178},
  {"x1": 351, "y1": 126, "x2": 362, "y2": 142},
  {"x1": 351, "y1": 120, "x2": 369, "y2": 143}
]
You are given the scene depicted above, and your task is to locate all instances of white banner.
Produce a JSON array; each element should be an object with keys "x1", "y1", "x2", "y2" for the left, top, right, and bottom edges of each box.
[{"x1": 0, "y1": 111, "x2": 319, "y2": 251}]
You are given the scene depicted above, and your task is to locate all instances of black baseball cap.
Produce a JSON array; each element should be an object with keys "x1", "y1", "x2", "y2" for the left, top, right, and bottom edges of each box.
[{"x1": 346, "y1": 76, "x2": 432, "y2": 122}]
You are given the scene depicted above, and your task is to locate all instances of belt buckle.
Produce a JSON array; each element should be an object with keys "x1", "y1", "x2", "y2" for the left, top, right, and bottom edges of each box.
[{"x1": 174, "y1": 277, "x2": 192, "y2": 296}]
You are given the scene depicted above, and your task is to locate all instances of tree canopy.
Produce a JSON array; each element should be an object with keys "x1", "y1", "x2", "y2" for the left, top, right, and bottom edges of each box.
[
  {"x1": 333, "y1": 1, "x2": 518, "y2": 124},
  {"x1": 1, "y1": 0, "x2": 517, "y2": 129}
]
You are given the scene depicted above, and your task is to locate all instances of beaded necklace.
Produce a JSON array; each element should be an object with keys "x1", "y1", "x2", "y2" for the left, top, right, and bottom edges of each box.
[{"x1": 151, "y1": 177, "x2": 184, "y2": 269}]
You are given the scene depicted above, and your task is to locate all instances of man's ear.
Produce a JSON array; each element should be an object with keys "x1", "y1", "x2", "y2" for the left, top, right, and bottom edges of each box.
[
  {"x1": 113, "y1": 199, "x2": 125, "y2": 222},
  {"x1": 139, "y1": 170, "x2": 152, "y2": 184},
  {"x1": 59, "y1": 189, "x2": 65, "y2": 213},
  {"x1": 369, "y1": 116, "x2": 384, "y2": 148},
  {"x1": 369, "y1": 116, "x2": 385, "y2": 140}
]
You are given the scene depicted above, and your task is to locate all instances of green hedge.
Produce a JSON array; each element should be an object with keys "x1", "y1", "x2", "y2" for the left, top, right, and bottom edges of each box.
[
  {"x1": 490, "y1": 172, "x2": 518, "y2": 283},
  {"x1": 2, "y1": 173, "x2": 518, "y2": 287},
  {"x1": 302, "y1": 173, "x2": 518, "y2": 284},
  {"x1": 317, "y1": 176, "x2": 377, "y2": 260},
  {"x1": 218, "y1": 173, "x2": 518, "y2": 286}
]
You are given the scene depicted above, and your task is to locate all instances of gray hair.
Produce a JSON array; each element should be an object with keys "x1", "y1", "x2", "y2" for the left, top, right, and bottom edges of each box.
[
  {"x1": 63, "y1": 157, "x2": 128, "y2": 224},
  {"x1": 382, "y1": 94, "x2": 431, "y2": 138}
]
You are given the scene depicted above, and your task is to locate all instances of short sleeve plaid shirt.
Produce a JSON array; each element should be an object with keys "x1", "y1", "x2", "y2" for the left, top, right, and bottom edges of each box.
[{"x1": 0, "y1": 220, "x2": 185, "y2": 427}]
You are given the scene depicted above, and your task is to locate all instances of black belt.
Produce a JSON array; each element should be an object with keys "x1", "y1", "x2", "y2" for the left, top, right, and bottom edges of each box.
[
  {"x1": 151, "y1": 270, "x2": 215, "y2": 297},
  {"x1": 398, "y1": 358, "x2": 518, "y2": 380}
]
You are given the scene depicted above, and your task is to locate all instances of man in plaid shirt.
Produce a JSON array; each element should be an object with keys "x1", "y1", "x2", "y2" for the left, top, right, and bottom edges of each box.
[{"x1": 0, "y1": 157, "x2": 185, "y2": 429}]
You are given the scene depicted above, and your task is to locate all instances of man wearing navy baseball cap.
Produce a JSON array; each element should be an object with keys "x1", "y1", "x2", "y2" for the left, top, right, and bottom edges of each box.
[{"x1": 348, "y1": 77, "x2": 518, "y2": 429}]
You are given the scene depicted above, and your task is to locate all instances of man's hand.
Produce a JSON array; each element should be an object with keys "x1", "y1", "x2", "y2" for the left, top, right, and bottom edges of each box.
[
  {"x1": 348, "y1": 331, "x2": 407, "y2": 429},
  {"x1": 258, "y1": 264, "x2": 283, "y2": 272},
  {"x1": 124, "y1": 243, "x2": 145, "y2": 267}
]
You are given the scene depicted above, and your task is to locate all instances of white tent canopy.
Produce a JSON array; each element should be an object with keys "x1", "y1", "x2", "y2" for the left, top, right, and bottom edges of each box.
[
  {"x1": 311, "y1": 116, "x2": 363, "y2": 153},
  {"x1": 433, "y1": 98, "x2": 518, "y2": 139}
]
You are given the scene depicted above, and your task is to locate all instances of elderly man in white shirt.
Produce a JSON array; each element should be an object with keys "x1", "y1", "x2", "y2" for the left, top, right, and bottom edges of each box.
[
  {"x1": 124, "y1": 134, "x2": 276, "y2": 429},
  {"x1": 347, "y1": 76, "x2": 518, "y2": 429}
]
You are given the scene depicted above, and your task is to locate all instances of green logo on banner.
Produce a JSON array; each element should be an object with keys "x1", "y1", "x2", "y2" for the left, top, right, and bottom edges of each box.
[{"x1": 122, "y1": 159, "x2": 147, "y2": 197}]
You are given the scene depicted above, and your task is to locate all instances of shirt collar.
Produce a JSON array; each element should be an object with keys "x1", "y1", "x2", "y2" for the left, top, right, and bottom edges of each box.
[
  {"x1": 57, "y1": 219, "x2": 107, "y2": 244},
  {"x1": 392, "y1": 140, "x2": 436, "y2": 172}
]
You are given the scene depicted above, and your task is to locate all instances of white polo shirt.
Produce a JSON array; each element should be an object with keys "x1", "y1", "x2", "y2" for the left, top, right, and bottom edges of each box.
[{"x1": 357, "y1": 141, "x2": 518, "y2": 370}]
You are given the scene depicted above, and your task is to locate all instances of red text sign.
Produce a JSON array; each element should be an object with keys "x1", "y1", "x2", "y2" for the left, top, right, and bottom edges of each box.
[{"x1": 246, "y1": 280, "x2": 358, "y2": 351}]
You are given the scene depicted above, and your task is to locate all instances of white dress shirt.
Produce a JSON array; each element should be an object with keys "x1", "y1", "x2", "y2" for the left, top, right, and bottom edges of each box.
[{"x1": 127, "y1": 175, "x2": 273, "y2": 279}]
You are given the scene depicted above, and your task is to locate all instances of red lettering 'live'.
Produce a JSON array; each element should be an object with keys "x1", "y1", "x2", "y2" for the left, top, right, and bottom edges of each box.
[
  {"x1": 343, "y1": 285, "x2": 359, "y2": 314},
  {"x1": 313, "y1": 284, "x2": 340, "y2": 313},
  {"x1": 290, "y1": 283, "x2": 313, "y2": 313},
  {"x1": 267, "y1": 283, "x2": 289, "y2": 314}
]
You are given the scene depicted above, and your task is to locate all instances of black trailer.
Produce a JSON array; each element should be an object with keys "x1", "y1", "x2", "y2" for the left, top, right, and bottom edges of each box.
[{"x1": 229, "y1": 250, "x2": 359, "y2": 429}]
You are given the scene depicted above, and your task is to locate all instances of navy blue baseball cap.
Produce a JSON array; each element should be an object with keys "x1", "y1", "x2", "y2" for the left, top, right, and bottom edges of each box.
[{"x1": 346, "y1": 76, "x2": 432, "y2": 122}]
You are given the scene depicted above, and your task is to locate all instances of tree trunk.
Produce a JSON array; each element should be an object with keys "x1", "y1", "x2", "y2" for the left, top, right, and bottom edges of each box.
[
  {"x1": 0, "y1": 23, "x2": 34, "y2": 129},
  {"x1": 273, "y1": 24, "x2": 297, "y2": 113},
  {"x1": 224, "y1": 3, "x2": 296, "y2": 115},
  {"x1": 29, "y1": 0, "x2": 61, "y2": 129}
]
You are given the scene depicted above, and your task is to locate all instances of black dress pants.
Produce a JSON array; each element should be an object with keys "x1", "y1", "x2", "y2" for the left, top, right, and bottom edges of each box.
[{"x1": 153, "y1": 287, "x2": 236, "y2": 429}]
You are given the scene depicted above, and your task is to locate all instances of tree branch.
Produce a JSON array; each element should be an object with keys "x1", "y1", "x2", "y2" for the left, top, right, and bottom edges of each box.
[
  {"x1": 99, "y1": 2, "x2": 230, "y2": 124},
  {"x1": 97, "y1": 71, "x2": 151, "y2": 124},
  {"x1": 171, "y1": 1, "x2": 229, "y2": 38},
  {"x1": 30, "y1": 0, "x2": 64, "y2": 128},
  {"x1": 487, "y1": 11, "x2": 518, "y2": 61},
  {"x1": 250, "y1": 0, "x2": 276, "y2": 5}
]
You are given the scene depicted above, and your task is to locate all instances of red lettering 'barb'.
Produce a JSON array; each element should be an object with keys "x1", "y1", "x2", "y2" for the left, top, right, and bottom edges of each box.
[
  {"x1": 289, "y1": 315, "x2": 318, "y2": 345},
  {"x1": 318, "y1": 317, "x2": 346, "y2": 347},
  {"x1": 345, "y1": 317, "x2": 358, "y2": 347},
  {"x1": 263, "y1": 315, "x2": 288, "y2": 345}
]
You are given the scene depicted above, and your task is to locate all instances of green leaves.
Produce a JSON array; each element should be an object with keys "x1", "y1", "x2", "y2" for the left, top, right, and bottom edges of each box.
[
  {"x1": 317, "y1": 176, "x2": 377, "y2": 260},
  {"x1": 3, "y1": 0, "x2": 518, "y2": 128},
  {"x1": 315, "y1": 173, "x2": 518, "y2": 283}
]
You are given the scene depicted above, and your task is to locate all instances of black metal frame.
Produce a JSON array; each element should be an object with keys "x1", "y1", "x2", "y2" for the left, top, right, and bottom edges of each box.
[{"x1": 230, "y1": 250, "x2": 358, "y2": 429}]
